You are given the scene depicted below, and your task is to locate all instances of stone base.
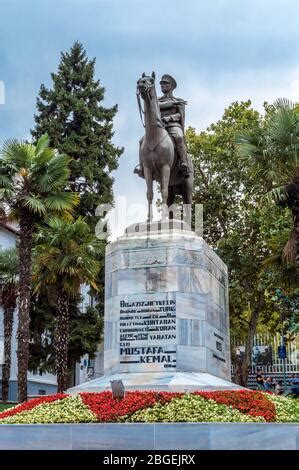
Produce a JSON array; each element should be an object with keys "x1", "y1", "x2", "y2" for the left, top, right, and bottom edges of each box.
[
  {"x1": 68, "y1": 372, "x2": 244, "y2": 394},
  {"x1": 104, "y1": 221, "x2": 231, "y2": 380},
  {"x1": 1, "y1": 422, "x2": 296, "y2": 450}
]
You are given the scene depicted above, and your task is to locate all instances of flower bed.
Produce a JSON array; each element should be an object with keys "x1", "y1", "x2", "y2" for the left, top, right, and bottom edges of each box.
[
  {"x1": 0, "y1": 390, "x2": 297, "y2": 424},
  {"x1": 0, "y1": 395, "x2": 96, "y2": 424},
  {"x1": 125, "y1": 394, "x2": 265, "y2": 423},
  {"x1": 194, "y1": 390, "x2": 276, "y2": 422},
  {"x1": 80, "y1": 391, "x2": 182, "y2": 422},
  {"x1": 266, "y1": 393, "x2": 299, "y2": 422},
  {"x1": 0, "y1": 394, "x2": 67, "y2": 420}
]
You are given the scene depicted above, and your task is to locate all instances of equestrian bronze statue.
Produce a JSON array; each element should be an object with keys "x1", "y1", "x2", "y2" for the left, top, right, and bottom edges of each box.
[{"x1": 134, "y1": 72, "x2": 194, "y2": 222}]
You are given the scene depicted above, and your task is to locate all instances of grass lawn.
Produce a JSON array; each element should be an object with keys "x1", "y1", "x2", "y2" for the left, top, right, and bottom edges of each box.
[{"x1": 0, "y1": 403, "x2": 16, "y2": 412}]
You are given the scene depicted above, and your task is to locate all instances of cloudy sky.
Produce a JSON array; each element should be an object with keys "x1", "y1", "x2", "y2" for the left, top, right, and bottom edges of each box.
[{"x1": 1, "y1": 0, "x2": 299, "y2": 237}]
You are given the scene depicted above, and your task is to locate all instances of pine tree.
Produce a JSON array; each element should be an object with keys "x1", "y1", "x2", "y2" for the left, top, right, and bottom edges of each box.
[{"x1": 31, "y1": 41, "x2": 123, "y2": 227}]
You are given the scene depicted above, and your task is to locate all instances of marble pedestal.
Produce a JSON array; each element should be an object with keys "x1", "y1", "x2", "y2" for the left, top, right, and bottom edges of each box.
[{"x1": 69, "y1": 221, "x2": 241, "y2": 393}]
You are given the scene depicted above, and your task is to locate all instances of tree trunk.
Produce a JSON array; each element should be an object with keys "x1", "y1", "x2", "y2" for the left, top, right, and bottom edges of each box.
[
  {"x1": 67, "y1": 356, "x2": 76, "y2": 389},
  {"x1": 54, "y1": 288, "x2": 69, "y2": 393},
  {"x1": 294, "y1": 204, "x2": 299, "y2": 278},
  {"x1": 289, "y1": 167, "x2": 299, "y2": 306},
  {"x1": 233, "y1": 356, "x2": 246, "y2": 387},
  {"x1": 17, "y1": 212, "x2": 33, "y2": 403},
  {"x1": 2, "y1": 305, "x2": 14, "y2": 403},
  {"x1": 241, "y1": 294, "x2": 265, "y2": 387}
]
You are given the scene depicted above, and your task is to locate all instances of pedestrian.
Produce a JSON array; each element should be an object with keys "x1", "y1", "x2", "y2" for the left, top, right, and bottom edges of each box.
[
  {"x1": 256, "y1": 369, "x2": 264, "y2": 390},
  {"x1": 264, "y1": 377, "x2": 272, "y2": 391},
  {"x1": 275, "y1": 380, "x2": 284, "y2": 395}
]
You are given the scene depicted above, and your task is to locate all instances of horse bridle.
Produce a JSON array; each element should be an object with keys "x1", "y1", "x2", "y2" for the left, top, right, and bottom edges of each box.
[
  {"x1": 136, "y1": 78, "x2": 169, "y2": 152},
  {"x1": 136, "y1": 79, "x2": 154, "y2": 128}
]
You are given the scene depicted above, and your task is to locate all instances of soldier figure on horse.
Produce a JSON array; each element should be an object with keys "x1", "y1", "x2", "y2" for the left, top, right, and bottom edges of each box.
[{"x1": 134, "y1": 73, "x2": 191, "y2": 178}]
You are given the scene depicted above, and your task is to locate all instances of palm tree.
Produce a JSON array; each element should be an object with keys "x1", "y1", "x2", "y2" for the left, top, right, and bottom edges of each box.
[
  {"x1": 0, "y1": 134, "x2": 78, "y2": 402},
  {"x1": 237, "y1": 99, "x2": 299, "y2": 279},
  {"x1": 33, "y1": 217, "x2": 100, "y2": 393},
  {"x1": 0, "y1": 248, "x2": 18, "y2": 402},
  {"x1": 236, "y1": 99, "x2": 299, "y2": 386}
]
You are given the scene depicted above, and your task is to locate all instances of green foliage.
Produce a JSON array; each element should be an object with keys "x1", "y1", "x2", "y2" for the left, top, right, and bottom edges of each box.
[
  {"x1": 30, "y1": 42, "x2": 121, "y2": 369},
  {"x1": 0, "y1": 404, "x2": 15, "y2": 411},
  {"x1": 31, "y1": 41, "x2": 123, "y2": 226},
  {"x1": 237, "y1": 98, "x2": 299, "y2": 330},
  {"x1": 0, "y1": 134, "x2": 78, "y2": 222},
  {"x1": 0, "y1": 135, "x2": 78, "y2": 401},
  {"x1": 187, "y1": 100, "x2": 297, "y2": 380},
  {"x1": 29, "y1": 294, "x2": 103, "y2": 375},
  {"x1": 30, "y1": 217, "x2": 104, "y2": 376},
  {"x1": 33, "y1": 216, "x2": 102, "y2": 296},
  {"x1": 0, "y1": 248, "x2": 19, "y2": 285},
  {"x1": 186, "y1": 102, "x2": 269, "y2": 336},
  {"x1": 270, "y1": 288, "x2": 298, "y2": 335},
  {"x1": 236, "y1": 99, "x2": 298, "y2": 189},
  {"x1": 67, "y1": 305, "x2": 104, "y2": 366},
  {"x1": 186, "y1": 100, "x2": 261, "y2": 246},
  {"x1": 29, "y1": 290, "x2": 56, "y2": 374}
]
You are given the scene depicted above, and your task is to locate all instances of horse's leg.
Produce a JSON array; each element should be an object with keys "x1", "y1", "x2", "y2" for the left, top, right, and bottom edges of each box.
[
  {"x1": 160, "y1": 165, "x2": 171, "y2": 220},
  {"x1": 167, "y1": 186, "x2": 175, "y2": 220},
  {"x1": 144, "y1": 166, "x2": 153, "y2": 222},
  {"x1": 182, "y1": 180, "x2": 193, "y2": 227}
]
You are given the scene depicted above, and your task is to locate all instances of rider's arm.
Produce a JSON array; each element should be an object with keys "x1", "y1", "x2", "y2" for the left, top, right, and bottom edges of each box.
[
  {"x1": 159, "y1": 98, "x2": 175, "y2": 109},
  {"x1": 177, "y1": 102, "x2": 185, "y2": 129}
]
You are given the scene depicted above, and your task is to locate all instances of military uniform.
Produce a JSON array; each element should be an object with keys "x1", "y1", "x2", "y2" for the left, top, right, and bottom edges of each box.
[
  {"x1": 134, "y1": 74, "x2": 190, "y2": 178},
  {"x1": 158, "y1": 74, "x2": 189, "y2": 175}
]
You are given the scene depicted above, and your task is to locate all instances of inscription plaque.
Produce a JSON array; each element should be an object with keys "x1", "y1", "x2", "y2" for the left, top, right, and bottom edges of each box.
[{"x1": 119, "y1": 298, "x2": 177, "y2": 371}]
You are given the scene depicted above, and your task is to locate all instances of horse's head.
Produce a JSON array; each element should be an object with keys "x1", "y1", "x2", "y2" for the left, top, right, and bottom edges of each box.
[{"x1": 137, "y1": 71, "x2": 156, "y2": 100}]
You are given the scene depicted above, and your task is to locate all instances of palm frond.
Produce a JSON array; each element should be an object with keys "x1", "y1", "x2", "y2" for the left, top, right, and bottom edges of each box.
[
  {"x1": 33, "y1": 155, "x2": 71, "y2": 191},
  {"x1": 268, "y1": 98, "x2": 295, "y2": 114},
  {"x1": 267, "y1": 109, "x2": 296, "y2": 147},
  {"x1": 34, "y1": 134, "x2": 50, "y2": 157},
  {"x1": 44, "y1": 192, "x2": 79, "y2": 211},
  {"x1": 267, "y1": 186, "x2": 288, "y2": 205},
  {"x1": 23, "y1": 195, "x2": 47, "y2": 215},
  {"x1": 33, "y1": 148, "x2": 54, "y2": 168},
  {"x1": 235, "y1": 132, "x2": 261, "y2": 158},
  {"x1": 0, "y1": 248, "x2": 19, "y2": 283},
  {"x1": 1, "y1": 140, "x2": 35, "y2": 169},
  {"x1": 33, "y1": 217, "x2": 100, "y2": 297},
  {"x1": 0, "y1": 174, "x2": 14, "y2": 189}
]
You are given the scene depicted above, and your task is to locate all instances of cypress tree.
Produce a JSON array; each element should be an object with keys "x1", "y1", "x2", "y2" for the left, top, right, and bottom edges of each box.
[
  {"x1": 30, "y1": 42, "x2": 122, "y2": 381},
  {"x1": 31, "y1": 41, "x2": 123, "y2": 227}
]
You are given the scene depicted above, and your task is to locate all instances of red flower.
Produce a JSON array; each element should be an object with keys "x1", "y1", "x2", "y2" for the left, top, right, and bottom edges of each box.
[
  {"x1": 193, "y1": 390, "x2": 276, "y2": 422},
  {"x1": 80, "y1": 391, "x2": 182, "y2": 422},
  {"x1": 0, "y1": 394, "x2": 68, "y2": 419}
]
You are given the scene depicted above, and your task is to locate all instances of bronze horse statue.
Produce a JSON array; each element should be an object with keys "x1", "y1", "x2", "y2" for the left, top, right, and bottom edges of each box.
[{"x1": 136, "y1": 72, "x2": 193, "y2": 222}]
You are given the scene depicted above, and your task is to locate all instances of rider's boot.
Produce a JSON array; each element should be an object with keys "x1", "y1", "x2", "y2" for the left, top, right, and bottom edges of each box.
[{"x1": 176, "y1": 143, "x2": 191, "y2": 177}]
